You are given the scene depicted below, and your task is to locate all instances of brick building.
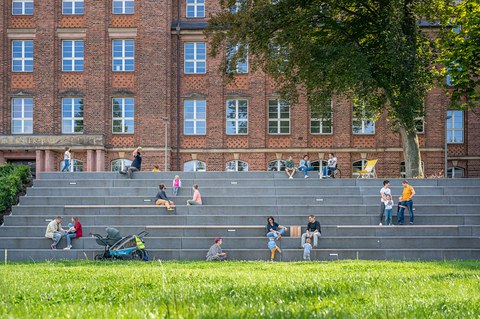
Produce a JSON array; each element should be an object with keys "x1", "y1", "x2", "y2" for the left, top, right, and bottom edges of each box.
[{"x1": 0, "y1": 0, "x2": 478, "y2": 178}]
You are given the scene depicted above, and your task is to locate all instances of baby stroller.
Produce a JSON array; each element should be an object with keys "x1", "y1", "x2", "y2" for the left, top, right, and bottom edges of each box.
[{"x1": 92, "y1": 227, "x2": 149, "y2": 261}]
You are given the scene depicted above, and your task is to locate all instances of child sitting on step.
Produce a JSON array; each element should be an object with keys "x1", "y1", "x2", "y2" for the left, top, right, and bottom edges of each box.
[
  {"x1": 172, "y1": 175, "x2": 182, "y2": 196},
  {"x1": 268, "y1": 237, "x2": 282, "y2": 261}
]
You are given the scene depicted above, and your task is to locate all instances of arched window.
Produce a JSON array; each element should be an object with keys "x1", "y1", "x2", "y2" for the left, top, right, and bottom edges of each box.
[
  {"x1": 59, "y1": 159, "x2": 83, "y2": 172},
  {"x1": 311, "y1": 160, "x2": 328, "y2": 172},
  {"x1": 267, "y1": 160, "x2": 285, "y2": 171},
  {"x1": 226, "y1": 160, "x2": 248, "y2": 172},
  {"x1": 110, "y1": 159, "x2": 132, "y2": 172},
  {"x1": 352, "y1": 159, "x2": 368, "y2": 177},
  {"x1": 400, "y1": 161, "x2": 425, "y2": 178},
  {"x1": 447, "y1": 167, "x2": 464, "y2": 178},
  {"x1": 184, "y1": 160, "x2": 206, "y2": 172}
]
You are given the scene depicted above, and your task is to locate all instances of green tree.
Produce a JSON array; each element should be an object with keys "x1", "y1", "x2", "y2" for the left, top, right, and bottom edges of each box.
[
  {"x1": 437, "y1": 0, "x2": 480, "y2": 110},
  {"x1": 207, "y1": 0, "x2": 452, "y2": 177}
]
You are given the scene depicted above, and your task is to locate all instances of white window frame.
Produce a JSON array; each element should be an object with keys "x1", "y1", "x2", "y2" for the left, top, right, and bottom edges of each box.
[
  {"x1": 352, "y1": 104, "x2": 375, "y2": 134},
  {"x1": 226, "y1": 44, "x2": 248, "y2": 74},
  {"x1": 186, "y1": 0, "x2": 205, "y2": 18},
  {"x1": 62, "y1": 0, "x2": 84, "y2": 15},
  {"x1": 111, "y1": 159, "x2": 132, "y2": 172},
  {"x1": 62, "y1": 98, "x2": 84, "y2": 134},
  {"x1": 229, "y1": 0, "x2": 243, "y2": 13},
  {"x1": 112, "y1": 98, "x2": 134, "y2": 134},
  {"x1": 62, "y1": 40, "x2": 84, "y2": 72},
  {"x1": 267, "y1": 160, "x2": 285, "y2": 171},
  {"x1": 226, "y1": 99, "x2": 248, "y2": 135},
  {"x1": 60, "y1": 159, "x2": 83, "y2": 172},
  {"x1": 113, "y1": 0, "x2": 134, "y2": 14},
  {"x1": 12, "y1": 40, "x2": 33, "y2": 72},
  {"x1": 400, "y1": 161, "x2": 425, "y2": 178},
  {"x1": 112, "y1": 39, "x2": 135, "y2": 72},
  {"x1": 268, "y1": 99, "x2": 290, "y2": 134},
  {"x1": 184, "y1": 100, "x2": 206, "y2": 135},
  {"x1": 12, "y1": 0, "x2": 33, "y2": 15},
  {"x1": 310, "y1": 101, "x2": 333, "y2": 135},
  {"x1": 184, "y1": 160, "x2": 206, "y2": 172},
  {"x1": 226, "y1": 160, "x2": 248, "y2": 172},
  {"x1": 184, "y1": 42, "x2": 206, "y2": 74},
  {"x1": 11, "y1": 98, "x2": 33, "y2": 134},
  {"x1": 447, "y1": 167, "x2": 464, "y2": 178},
  {"x1": 446, "y1": 110, "x2": 463, "y2": 144}
]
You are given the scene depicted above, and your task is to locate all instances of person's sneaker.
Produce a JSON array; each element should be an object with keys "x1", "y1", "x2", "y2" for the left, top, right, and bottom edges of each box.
[
  {"x1": 63, "y1": 246, "x2": 71, "y2": 250},
  {"x1": 379, "y1": 222, "x2": 383, "y2": 226},
  {"x1": 304, "y1": 175, "x2": 309, "y2": 179},
  {"x1": 409, "y1": 222, "x2": 414, "y2": 225},
  {"x1": 289, "y1": 176, "x2": 293, "y2": 179},
  {"x1": 276, "y1": 234, "x2": 282, "y2": 241},
  {"x1": 51, "y1": 245, "x2": 57, "y2": 250}
]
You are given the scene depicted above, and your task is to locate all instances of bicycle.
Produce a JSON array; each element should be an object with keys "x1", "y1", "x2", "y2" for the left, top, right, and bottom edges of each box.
[{"x1": 321, "y1": 165, "x2": 341, "y2": 179}]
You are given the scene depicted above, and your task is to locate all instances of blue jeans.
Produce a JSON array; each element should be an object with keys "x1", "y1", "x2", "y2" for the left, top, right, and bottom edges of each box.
[
  {"x1": 66, "y1": 233, "x2": 77, "y2": 247},
  {"x1": 51, "y1": 233, "x2": 64, "y2": 247},
  {"x1": 267, "y1": 228, "x2": 286, "y2": 238},
  {"x1": 173, "y1": 187, "x2": 179, "y2": 196},
  {"x1": 299, "y1": 166, "x2": 314, "y2": 176},
  {"x1": 398, "y1": 200, "x2": 414, "y2": 224},
  {"x1": 62, "y1": 159, "x2": 70, "y2": 172},
  {"x1": 384, "y1": 209, "x2": 393, "y2": 225},
  {"x1": 322, "y1": 166, "x2": 334, "y2": 177}
]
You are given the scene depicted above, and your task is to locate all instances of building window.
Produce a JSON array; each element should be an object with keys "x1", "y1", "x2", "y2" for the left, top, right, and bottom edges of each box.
[
  {"x1": 226, "y1": 99, "x2": 248, "y2": 135},
  {"x1": 12, "y1": 40, "x2": 33, "y2": 72},
  {"x1": 352, "y1": 103, "x2": 375, "y2": 134},
  {"x1": 267, "y1": 160, "x2": 285, "y2": 171},
  {"x1": 12, "y1": 0, "x2": 33, "y2": 15},
  {"x1": 62, "y1": 40, "x2": 84, "y2": 72},
  {"x1": 113, "y1": 0, "x2": 134, "y2": 14},
  {"x1": 62, "y1": 0, "x2": 84, "y2": 14},
  {"x1": 352, "y1": 159, "x2": 368, "y2": 177},
  {"x1": 229, "y1": 0, "x2": 243, "y2": 13},
  {"x1": 112, "y1": 98, "x2": 134, "y2": 133},
  {"x1": 400, "y1": 161, "x2": 425, "y2": 178},
  {"x1": 447, "y1": 167, "x2": 464, "y2": 178},
  {"x1": 310, "y1": 100, "x2": 333, "y2": 134},
  {"x1": 184, "y1": 160, "x2": 206, "y2": 172},
  {"x1": 447, "y1": 110, "x2": 463, "y2": 143},
  {"x1": 12, "y1": 98, "x2": 33, "y2": 134},
  {"x1": 62, "y1": 98, "x2": 84, "y2": 133},
  {"x1": 186, "y1": 0, "x2": 205, "y2": 18},
  {"x1": 184, "y1": 42, "x2": 206, "y2": 74},
  {"x1": 268, "y1": 99, "x2": 290, "y2": 134},
  {"x1": 112, "y1": 40, "x2": 134, "y2": 72},
  {"x1": 59, "y1": 159, "x2": 83, "y2": 172},
  {"x1": 226, "y1": 160, "x2": 248, "y2": 172},
  {"x1": 111, "y1": 159, "x2": 132, "y2": 172},
  {"x1": 184, "y1": 100, "x2": 206, "y2": 135},
  {"x1": 226, "y1": 44, "x2": 248, "y2": 74}
]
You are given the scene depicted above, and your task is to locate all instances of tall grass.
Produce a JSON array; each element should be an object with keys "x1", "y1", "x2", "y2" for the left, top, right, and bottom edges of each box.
[{"x1": 0, "y1": 260, "x2": 479, "y2": 318}]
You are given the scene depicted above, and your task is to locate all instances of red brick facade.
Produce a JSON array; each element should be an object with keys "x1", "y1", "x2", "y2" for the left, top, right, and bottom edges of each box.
[{"x1": 0, "y1": 0, "x2": 478, "y2": 178}]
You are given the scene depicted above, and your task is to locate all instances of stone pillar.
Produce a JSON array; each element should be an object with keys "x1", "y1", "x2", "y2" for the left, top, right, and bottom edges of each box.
[
  {"x1": 86, "y1": 150, "x2": 96, "y2": 172},
  {"x1": 96, "y1": 150, "x2": 105, "y2": 172},
  {"x1": 36, "y1": 150, "x2": 45, "y2": 178},
  {"x1": 0, "y1": 151, "x2": 5, "y2": 164},
  {"x1": 44, "y1": 150, "x2": 55, "y2": 172}
]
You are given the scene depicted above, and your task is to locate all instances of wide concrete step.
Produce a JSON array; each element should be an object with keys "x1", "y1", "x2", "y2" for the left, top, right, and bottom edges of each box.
[
  {"x1": 3, "y1": 225, "x2": 477, "y2": 238},
  {"x1": 4, "y1": 214, "x2": 480, "y2": 227},
  {"x1": 10, "y1": 204, "x2": 480, "y2": 216},
  {"x1": 4, "y1": 248, "x2": 480, "y2": 261},
  {"x1": 2, "y1": 236, "x2": 479, "y2": 250}
]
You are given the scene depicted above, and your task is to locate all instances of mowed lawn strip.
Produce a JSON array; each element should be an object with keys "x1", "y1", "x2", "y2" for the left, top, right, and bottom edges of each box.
[{"x1": 0, "y1": 260, "x2": 479, "y2": 319}]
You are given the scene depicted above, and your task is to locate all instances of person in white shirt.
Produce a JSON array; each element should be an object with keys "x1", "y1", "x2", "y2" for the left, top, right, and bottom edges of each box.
[
  {"x1": 61, "y1": 147, "x2": 71, "y2": 172},
  {"x1": 379, "y1": 180, "x2": 392, "y2": 225},
  {"x1": 322, "y1": 153, "x2": 337, "y2": 178}
]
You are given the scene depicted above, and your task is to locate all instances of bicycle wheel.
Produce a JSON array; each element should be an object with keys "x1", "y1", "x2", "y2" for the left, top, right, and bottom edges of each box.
[
  {"x1": 131, "y1": 249, "x2": 145, "y2": 261},
  {"x1": 333, "y1": 168, "x2": 341, "y2": 178}
]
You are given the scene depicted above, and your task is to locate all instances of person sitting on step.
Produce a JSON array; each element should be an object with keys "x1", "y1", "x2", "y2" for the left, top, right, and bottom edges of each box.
[
  {"x1": 206, "y1": 237, "x2": 227, "y2": 261},
  {"x1": 45, "y1": 216, "x2": 65, "y2": 250},
  {"x1": 120, "y1": 146, "x2": 142, "y2": 179},
  {"x1": 301, "y1": 214, "x2": 322, "y2": 248},
  {"x1": 155, "y1": 184, "x2": 175, "y2": 211},
  {"x1": 266, "y1": 216, "x2": 288, "y2": 240},
  {"x1": 186, "y1": 184, "x2": 202, "y2": 205},
  {"x1": 298, "y1": 155, "x2": 315, "y2": 179}
]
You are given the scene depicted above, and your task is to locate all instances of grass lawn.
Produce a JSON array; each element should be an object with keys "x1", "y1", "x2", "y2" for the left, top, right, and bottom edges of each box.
[{"x1": 0, "y1": 260, "x2": 479, "y2": 319}]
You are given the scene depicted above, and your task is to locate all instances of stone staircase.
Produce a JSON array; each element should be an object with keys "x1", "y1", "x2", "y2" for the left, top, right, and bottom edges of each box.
[{"x1": 1, "y1": 172, "x2": 479, "y2": 261}]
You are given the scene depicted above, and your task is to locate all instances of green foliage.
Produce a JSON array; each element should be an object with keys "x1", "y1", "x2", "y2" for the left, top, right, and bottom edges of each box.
[
  {"x1": 0, "y1": 261, "x2": 479, "y2": 318},
  {"x1": 437, "y1": 0, "x2": 480, "y2": 110},
  {"x1": 0, "y1": 164, "x2": 31, "y2": 215}
]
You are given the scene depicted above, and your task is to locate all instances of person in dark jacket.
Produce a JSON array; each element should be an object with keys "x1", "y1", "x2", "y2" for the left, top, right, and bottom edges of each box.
[
  {"x1": 301, "y1": 215, "x2": 322, "y2": 248},
  {"x1": 120, "y1": 146, "x2": 142, "y2": 178},
  {"x1": 155, "y1": 184, "x2": 175, "y2": 211}
]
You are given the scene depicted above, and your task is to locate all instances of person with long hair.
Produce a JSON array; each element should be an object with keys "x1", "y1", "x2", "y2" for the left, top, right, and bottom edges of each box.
[{"x1": 64, "y1": 216, "x2": 82, "y2": 250}]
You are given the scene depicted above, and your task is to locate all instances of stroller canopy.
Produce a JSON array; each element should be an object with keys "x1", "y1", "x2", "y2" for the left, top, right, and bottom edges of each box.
[{"x1": 105, "y1": 227, "x2": 122, "y2": 245}]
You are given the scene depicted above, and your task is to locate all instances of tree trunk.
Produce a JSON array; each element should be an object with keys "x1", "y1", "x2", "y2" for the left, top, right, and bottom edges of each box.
[{"x1": 399, "y1": 126, "x2": 423, "y2": 178}]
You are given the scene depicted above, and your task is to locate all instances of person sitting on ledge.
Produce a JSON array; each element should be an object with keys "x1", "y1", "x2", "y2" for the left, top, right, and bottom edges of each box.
[
  {"x1": 206, "y1": 237, "x2": 227, "y2": 261},
  {"x1": 301, "y1": 214, "x2": 322, "y2": 248},
  {"x1": 120, "y1": 146, "x2": 142, "y2": 179},
  {"x1": 298, "y1": 155, "x2": 315, "y2": 179},
  {"x1": 266, "y1": 216, "x2": 288, "y2": 240},
  {"x1": 45, "y1": 216, "x2": 65, "y2": 250},
  {"x1": 155, "y1": 184, "x2": 175, "y2": 211},
  {"x1": 187, "y1": 184, "x2": 202, "y2": 205}
]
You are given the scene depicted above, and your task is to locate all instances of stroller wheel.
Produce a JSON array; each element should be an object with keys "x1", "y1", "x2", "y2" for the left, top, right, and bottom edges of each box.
[
  {"x1": 94, "y1": 254, "x2": 105, "y2": 261},
  {"x1": 131, "y1": 249, "x2": 145, "y2": 261}
]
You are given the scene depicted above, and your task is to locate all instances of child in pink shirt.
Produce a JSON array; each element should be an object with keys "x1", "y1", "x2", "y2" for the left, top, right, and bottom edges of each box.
[
  {"x1": 172, "y1": 175, "x2": 181, "y2": 196},
  {"x1": 187, "y1": 184, "x2": 202, "y2": 205}
]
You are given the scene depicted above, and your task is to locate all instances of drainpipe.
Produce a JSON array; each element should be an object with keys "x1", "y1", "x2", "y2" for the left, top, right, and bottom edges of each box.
[{"x1": 175, "y1": 2, "x2": 181, "y2": 171}]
